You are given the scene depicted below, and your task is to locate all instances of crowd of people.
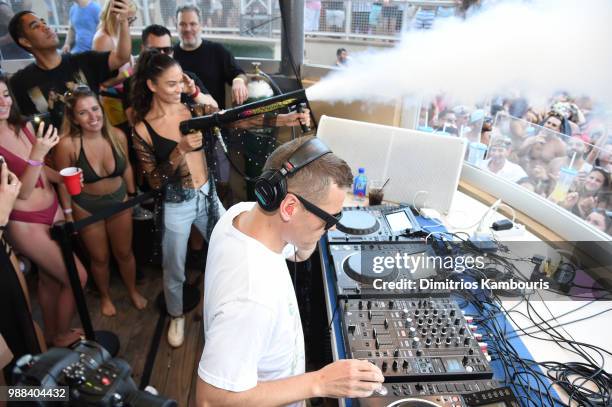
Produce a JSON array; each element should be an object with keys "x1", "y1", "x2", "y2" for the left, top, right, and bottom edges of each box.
[
  {"x1": 422, "y1": 94, "x2": 612, "y2": 235},
  {"x1": 305, "y1": 0, "x2": 481, "y2": 36},
  {"x1": 0, "y1": 2, "x2": 390, "y2": 402},
  {"x1": 0, "y1": 0, "x2": 310, "y2": 362}
]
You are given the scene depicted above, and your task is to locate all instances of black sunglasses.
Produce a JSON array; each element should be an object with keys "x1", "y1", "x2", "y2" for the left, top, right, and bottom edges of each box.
[
  {"x1": 150, "y1": 46, "x2": 172, "y2": 54},
  {"x1": 290, "y1": 192, "x2": 343, "y2": 231},
  {"x1": 63, "y1": 84, "x2": 92, "y2": 99}
]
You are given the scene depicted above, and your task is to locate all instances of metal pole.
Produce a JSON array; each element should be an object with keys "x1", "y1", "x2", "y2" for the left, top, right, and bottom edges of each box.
[
  {"x1": 50, "y1": 222, "x2": 120, "y2": 356},
  {"x1": 142, "y1": 0, "x2": 151, "y2": 26},
  {"x1": 51, "y1": 222, "x2": 95, "y2": 340},
  {"x1": 279, "y1": 0, "x2": 304, "y2": 77}
]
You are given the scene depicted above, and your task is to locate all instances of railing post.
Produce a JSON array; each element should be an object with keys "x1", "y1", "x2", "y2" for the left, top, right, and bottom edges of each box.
[{"x1": 50, "y1": 221, "x2": 119, "y2": 356}]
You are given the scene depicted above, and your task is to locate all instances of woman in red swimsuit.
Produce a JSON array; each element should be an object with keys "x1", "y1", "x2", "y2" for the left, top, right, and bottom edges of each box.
[{"x1": 0, "y1": 75, "x2": 87, "y2": 347}]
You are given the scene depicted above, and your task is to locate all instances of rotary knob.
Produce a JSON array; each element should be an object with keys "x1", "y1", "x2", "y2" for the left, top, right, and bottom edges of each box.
[{"x1": 404, "y1": 318, "x2": 413, "y2": 328}]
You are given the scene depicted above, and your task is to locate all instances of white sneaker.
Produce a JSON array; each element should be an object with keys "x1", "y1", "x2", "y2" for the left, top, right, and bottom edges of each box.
[{"x1": 168, "y1": 316, "x2": 185, "y2": 348}]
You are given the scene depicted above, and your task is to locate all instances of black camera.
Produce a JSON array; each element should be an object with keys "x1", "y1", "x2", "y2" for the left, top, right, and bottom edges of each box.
[
  {"x1": 12, "y1": 340, "x2": 177, "y2": 406},
  {"x1": 30, "y1": 112, "x2": 53, "y2": 135}
]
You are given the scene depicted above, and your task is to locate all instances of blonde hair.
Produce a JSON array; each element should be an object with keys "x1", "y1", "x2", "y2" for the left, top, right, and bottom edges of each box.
[
  {"x1": 99, "y1": 0, "x2": 137, "y2": 37},
  {"x1": 61, "y1": 86, "x2": 126, "y2": 158}
]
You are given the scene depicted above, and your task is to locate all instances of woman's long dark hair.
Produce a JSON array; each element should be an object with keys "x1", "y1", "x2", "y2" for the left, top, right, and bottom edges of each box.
[
  {"x1": 130, "y1": 49, "x2": 180, "y2": 124},
  {"x1": 0, "y1": 74, "x2": 26, "y2": 131}
]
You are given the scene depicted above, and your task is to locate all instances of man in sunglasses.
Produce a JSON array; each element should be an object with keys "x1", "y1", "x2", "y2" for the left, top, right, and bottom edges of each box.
[
  {"x1": 196, "y1": 137, "x2": 384, "y2": 406},
  {"x1": 8, "y1": 1, "x2": 132, "y2": 128},
  {"x1": 122, "y1": 24, "x2": 218, "y2": 124}
]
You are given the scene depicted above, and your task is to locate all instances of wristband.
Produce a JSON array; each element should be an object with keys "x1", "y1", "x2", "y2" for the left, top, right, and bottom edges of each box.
[
  {"x1": 63, "y1": 208, "x2": 73, "y2": 214},
  {"x1": 191, "y1": 86, "x2": 200, "y2": 99},
  {"x1": 232, "y1": 77, "x2": 245, "y2": 84},
  {"x1": 27, "y1": 159, "x2": 44, "y2": 167}
]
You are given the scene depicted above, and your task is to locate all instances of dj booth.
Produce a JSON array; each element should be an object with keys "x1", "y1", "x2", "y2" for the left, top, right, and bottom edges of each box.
[{"x1": 315, "y1": 203, "x2": 562, "y2": 407}]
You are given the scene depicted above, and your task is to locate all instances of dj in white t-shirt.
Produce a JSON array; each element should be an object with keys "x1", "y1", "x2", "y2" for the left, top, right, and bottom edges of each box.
[{"x1": 196, "y1": 137, "x2": 384, "y2": 407}]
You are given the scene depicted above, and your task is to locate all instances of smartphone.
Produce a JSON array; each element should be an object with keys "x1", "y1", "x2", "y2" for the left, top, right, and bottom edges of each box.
[{"x1": 30, "y1": 112, "x2": 52, "y2": 136}]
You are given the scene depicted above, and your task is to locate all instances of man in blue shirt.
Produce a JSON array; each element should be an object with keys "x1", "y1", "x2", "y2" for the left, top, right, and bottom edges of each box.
[{"x1": 62, "y1": 0, "x2": 100, "y2": 53}]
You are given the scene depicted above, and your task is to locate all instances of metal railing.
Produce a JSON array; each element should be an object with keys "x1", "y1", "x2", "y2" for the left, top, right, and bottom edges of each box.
[{"x1": 11, "y1": 0, "x2": 460, "y2": 44}]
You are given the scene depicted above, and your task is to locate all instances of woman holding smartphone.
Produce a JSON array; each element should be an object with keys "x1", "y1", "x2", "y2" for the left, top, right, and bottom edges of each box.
[{"x1": 0, "y1": 74, "x2": 87, "y2": 347}]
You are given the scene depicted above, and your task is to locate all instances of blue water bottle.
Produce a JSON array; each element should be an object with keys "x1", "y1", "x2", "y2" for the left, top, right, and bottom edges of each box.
[{"x1": 353, "y1": 167, "x2": 368, "y2": 201}]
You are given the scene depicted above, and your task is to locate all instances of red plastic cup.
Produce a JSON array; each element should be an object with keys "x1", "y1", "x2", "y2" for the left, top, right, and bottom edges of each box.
[{"x1": 60, "y1": 167, "x2": 83, "y2": 195}]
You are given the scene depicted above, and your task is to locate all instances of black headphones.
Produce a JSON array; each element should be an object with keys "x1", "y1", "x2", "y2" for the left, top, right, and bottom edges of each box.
[{"x1": 254, "y1": 138, "x2": 332, "y2": 212}]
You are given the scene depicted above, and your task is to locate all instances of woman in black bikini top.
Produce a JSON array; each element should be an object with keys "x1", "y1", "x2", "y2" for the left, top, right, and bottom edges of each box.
[{"x1": 54, "y1": 85, "x2": 147, "y2": 317}]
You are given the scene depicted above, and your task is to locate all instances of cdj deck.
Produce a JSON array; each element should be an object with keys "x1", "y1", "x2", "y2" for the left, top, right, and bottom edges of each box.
[{"x1": 324, "y1": 205, "x2": 519, "y2": 407}]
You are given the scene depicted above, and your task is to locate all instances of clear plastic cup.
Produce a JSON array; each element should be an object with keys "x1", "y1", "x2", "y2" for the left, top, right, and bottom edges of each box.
[
  {"x1": 467, "y1": 142, "x2": 488, "y2": 166},
  {"x1": 549, "y1": 167, "x2": 578, "y2": 203},
  {"x1": 368, "y1": 180, "x2": 385, "y2": 206}
]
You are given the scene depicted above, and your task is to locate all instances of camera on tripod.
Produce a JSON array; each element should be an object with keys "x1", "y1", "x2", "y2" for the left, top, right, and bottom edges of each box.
[{"x1": 12, "y1": 340, "x2": 176, "y2": 406}]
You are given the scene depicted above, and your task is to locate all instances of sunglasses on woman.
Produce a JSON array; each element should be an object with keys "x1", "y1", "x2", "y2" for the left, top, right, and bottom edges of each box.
[{"x1": 289, "y1": 192, "x2": 343, "y2": 231}]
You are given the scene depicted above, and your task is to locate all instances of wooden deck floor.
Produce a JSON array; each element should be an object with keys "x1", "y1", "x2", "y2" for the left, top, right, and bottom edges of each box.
[
  {"x1": 30, "y1": 263, "x2": 205, "y2": 407},
  {"x1": 29, "y1": 259, "x2": 337, "y2": 407}
]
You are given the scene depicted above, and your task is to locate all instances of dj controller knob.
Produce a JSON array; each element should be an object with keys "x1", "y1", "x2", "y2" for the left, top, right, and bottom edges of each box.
[
  {"x1": 462, "y1": 356, "x2": 469, "y2": 366},
  {"x1": 414, "y1": 310, "x2": 421, "y2": 316},
  {"x1": 411, "y1": 338, "x2": 420, "y2": 348},
  {"x1": 402, "y1": 308, "x2": 409, "y2": 318},
  {"x1": 459, "y1": 327, "x2": 466, "y2": 335},
  {"x1": 445, "y1": 337, "x2": 452, "y2": 347},
  {"x1": 368, "y1": 310, "x2": 372, "y2": 320},
  {"x1": 348, "y1": 325, "x2": 356, "y2": 335},
  {"x1": 402, "y1": 360, "x2": 409, "y2": 369},
  {"x1": 393, "y1": 349, "x2": 400, "y2": 357},
  {"x1": 433, "y1": 309, "x2": 439, "y2": 316},
  {"x1": 415, "y1": 383, "x2": 424, "y2": 392},
  {"x1": 367, "y1": 300, "x2": 372, "y2": 310},
  {"x1": 423, "y1": 309, "x2": 429, "y2": 316},
  {"x1": 464, "y1": 337, "x2": 472, "y2": 346},
  {"x1": 427, "y1": 318, "x2": 434, "y2": 326},
  {"x1": 408, "y1": 327, "x2": 416, "y2": 337},
  {"x1": 431, "y1": 327, "x2": 437, "y2": 334},
  {"x1": 358, "y1": 301, "x2": 363, "y2": 310},
  {"x1": 435, "y1": 337, "x2": 442, "y2": 346},
  {"x1": 388, "y1": 300, "x2": 394, "y2": 309},
  {"x1": 372, "y1": 328, "x2": 378, "y2": 339},
  {"x1": 437, "y1": 318, "x2": 443, "y2": 326},
  {"x1": 375, "y1": 338, "x2": 380, "y2": 350},
  {"x1": 404, "y1": 318, "x2": 413, "y2": 328},
  {"x1": 384, "y1": 318, "x2": 389, "y2": 329},
  {"x1": 454, "y1": 318, "x2": 461, "y2": 326},
  {"x1": 468, "y1": 348, "x2": 475, "y2": 355},
  {"x1": 381, "y1": 361, "x2": 388, "y2": 371},
  {"x1": 421, "y1": 328, "x2": 427, "y2": 336},
  {"x1": 392, "y1": 360, "x2": 399, "y2": 371},
  {"x1": 425, "y1": 339, "x2": 432, "y2": 348},
  {"x1": 416, "y1": 349, "x2": 423, "y2": 357},
  {"x1": 441, "y1": 327, "x2": 448, "y2": 335},
  {"x1": 450, "y1": 309, "x2": 456, "y2": 317},
  {"x1": 417, "y1": 318, "x2": 424, "y2": 327}
]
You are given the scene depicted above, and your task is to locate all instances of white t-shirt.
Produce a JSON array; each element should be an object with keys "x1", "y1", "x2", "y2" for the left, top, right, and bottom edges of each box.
[
  {"x1": 479, "y1": 159, "x2": 528, "y2": 183},
  {"x1": 198, "y1": 202, "x2": 306, "y2": 406}
]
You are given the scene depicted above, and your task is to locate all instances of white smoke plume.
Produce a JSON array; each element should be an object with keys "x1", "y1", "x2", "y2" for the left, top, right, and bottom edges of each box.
[{"x1": 306, "y1": 0, "x2": 612, "y2": 108}]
